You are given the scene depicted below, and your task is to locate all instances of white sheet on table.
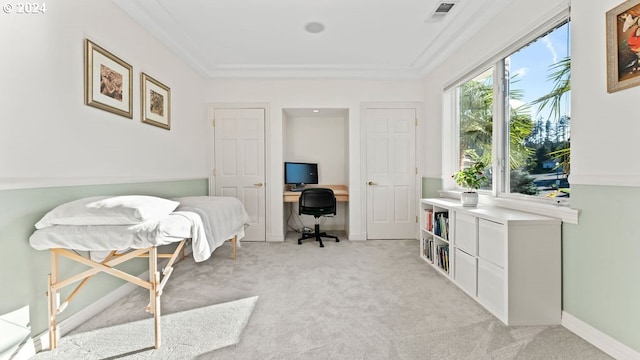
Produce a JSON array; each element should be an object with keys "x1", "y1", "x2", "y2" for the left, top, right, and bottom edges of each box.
[
  {"x1": 173, "y1": 196, "x2": 250, "y2": 250},
  {"x1": 29, "y1": 211, "x2": 215, "y2": 262}
]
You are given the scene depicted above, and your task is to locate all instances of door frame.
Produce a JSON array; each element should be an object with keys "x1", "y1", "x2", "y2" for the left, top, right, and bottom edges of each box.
[
  {"x1": 208, "y1": 103, "x2": 271, "y2": 240},
  {"x1": 360, "y1": 102, "x2": 425, "y2": 240}
]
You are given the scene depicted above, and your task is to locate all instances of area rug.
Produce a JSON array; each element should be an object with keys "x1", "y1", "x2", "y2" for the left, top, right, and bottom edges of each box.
[{"x1": 32, "y1": 296, "x2": 258, "y2": 359}]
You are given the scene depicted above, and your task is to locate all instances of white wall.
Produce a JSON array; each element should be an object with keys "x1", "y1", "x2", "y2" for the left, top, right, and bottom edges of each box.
[
  {"x1": 284, "y1": 111, "x2": 348, "y2": 185},
  {"x1": 0, "y1": 0, "x2": 207, "y2": 188},
  {"x1": 570, "y1": 1, "x2": 640, "y2": 187},
  {"x1": 206, "y1": 79, "x2": 424, "y2": 241}
]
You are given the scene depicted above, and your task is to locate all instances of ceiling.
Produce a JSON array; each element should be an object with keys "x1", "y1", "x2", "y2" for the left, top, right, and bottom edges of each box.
[{"x1": 113, "y1": 0, "x2": 511, "y2": 79}]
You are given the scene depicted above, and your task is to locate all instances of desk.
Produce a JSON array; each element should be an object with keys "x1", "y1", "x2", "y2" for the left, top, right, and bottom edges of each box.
[{"x1": 283, "y1": 184, "x2": 348, "y2": 202}]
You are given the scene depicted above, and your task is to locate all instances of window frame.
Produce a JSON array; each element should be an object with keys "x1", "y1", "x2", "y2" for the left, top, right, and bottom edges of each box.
[{"x1": 442, "y1": 9, "x2": 577, "y2": 224}]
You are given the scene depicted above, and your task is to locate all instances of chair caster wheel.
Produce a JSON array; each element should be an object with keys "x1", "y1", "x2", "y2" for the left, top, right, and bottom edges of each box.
[
  {"x1": 320, "y1": 244, "x2": 325, "y2": 248},
  {"x1": 298, "y1": 240, "x2": 302, "y2": 245},
  {"x1": 336, "y1": 239, "x2": 340, "y2": 242}
]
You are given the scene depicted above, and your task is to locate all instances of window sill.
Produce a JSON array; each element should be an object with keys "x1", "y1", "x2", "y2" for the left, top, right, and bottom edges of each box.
[{"x1": 437, "y1": 190, "x2": 579, "y2": 224}]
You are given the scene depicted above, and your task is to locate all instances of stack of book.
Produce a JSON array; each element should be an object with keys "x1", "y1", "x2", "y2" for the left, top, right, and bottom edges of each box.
[
  {"x1": 425, "y1": 209, "x2": 433, "y2": 231},
  {"x1": 436, "y1": 244, "x2": 449, "y2": 272},
  {"x1": 423, "y1": 237, "x2": 434, "y2": 263},
  {"x1": 433, "y1": 212, "x2": 449, "y2": 240}
]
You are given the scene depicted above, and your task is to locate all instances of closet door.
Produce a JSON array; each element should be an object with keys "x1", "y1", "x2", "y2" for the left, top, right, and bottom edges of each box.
[
  {"x1": 365, "y1": 107, "x2": 416, "y2": 239},
  {"x1": 213, "y1": 108, "x2": 266, "y2": 241}
]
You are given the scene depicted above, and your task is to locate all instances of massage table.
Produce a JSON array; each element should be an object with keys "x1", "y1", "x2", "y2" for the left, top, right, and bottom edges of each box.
[{"x1": 29, "y1": 196, "x2": 250, "y2": 350}]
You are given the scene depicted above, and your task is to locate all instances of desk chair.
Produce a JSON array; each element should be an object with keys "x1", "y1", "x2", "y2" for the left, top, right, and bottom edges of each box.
[{"x1": 298, "y1": 188, "x2": 340, "y2": 248}]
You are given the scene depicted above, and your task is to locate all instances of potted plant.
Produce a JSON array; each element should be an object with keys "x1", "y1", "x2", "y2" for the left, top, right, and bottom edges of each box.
[{"x1": 452, "y1": 157, "x2": 488, "y2": 207}]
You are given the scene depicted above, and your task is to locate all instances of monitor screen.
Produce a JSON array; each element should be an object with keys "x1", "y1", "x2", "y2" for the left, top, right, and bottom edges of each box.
[{"x1": 284, "y1": 162, "x2": 318, "y2": 189}]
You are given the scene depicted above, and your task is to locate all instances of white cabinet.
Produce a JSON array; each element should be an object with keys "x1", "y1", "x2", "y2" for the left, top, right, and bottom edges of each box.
[
  {"x1": 454, "y1": 248, "x2": 476, "y2": 296},
  {"x1": 455, "y1": 213, "x2": 477, "y2": 255},
  {"x1": 477, "y1": 258, "x2": 505, "y2": 320},
  {"x1": 419, "y1": 198, "x2": 561, "y2": 326},
  {"x1": 478, "y1": 219, "x2": 505, "y2": 267}
]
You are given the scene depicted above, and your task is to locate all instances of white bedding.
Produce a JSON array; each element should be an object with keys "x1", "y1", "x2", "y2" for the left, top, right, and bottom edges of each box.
[
  {"x1": 173, "y1": 196, "x2": 250, "y2": 250},
  {"x1": 29, "y1": 211, "x2": 218, "y2": 262},
  {"x1": 30, "y1": 196, "x2": 251, "y2": 262}
]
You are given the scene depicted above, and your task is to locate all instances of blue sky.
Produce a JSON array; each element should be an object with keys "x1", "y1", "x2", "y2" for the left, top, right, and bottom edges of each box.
[{"x1": 509, "y1": 22, "x2": 571, "y2": 121}]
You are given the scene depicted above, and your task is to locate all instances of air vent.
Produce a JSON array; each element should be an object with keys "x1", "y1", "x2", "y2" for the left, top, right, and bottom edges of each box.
[
  {"x1": 434, "y1": 2, "x2": 456, "y2": 14},
  {"x1": 426, "y1": 1, "x2": 457, "y2": 22}
]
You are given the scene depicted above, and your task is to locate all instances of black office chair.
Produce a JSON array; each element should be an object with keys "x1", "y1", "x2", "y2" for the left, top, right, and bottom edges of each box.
[{"x1": 298, "y1": 188, "x2": 340, "y2": 248}]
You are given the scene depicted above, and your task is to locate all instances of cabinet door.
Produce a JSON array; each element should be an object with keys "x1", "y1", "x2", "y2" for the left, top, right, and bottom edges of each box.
[
  {"x1": 477, "y1": 258, "x2": 505, "y2": 320},
  {"x1": 454, "y1": 248, "x2": 476, "y2": 296},
  {"x1": 455, "y1": 213, "x2": 477, "y2": 255},
  {"x1": 478, "y1": 219, "x2": 505, "y2": 267}
]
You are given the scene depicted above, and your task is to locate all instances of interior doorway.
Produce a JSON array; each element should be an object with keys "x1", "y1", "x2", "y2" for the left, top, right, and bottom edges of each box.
[{"x1": 282, "y1": 108, "x2": 349, "y2": 236}]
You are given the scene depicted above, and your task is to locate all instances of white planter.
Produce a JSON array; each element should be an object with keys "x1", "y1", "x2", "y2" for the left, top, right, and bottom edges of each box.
[{"x1": 460, "y1": 192, "x2": 478, "y2": 207}]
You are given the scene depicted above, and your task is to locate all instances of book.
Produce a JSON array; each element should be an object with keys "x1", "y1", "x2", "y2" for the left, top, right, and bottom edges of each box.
[
  {"x1": 435, "y1": 244, "x2": 449, "y2": 272},
  {"x1": 434, "y1": 212, "x2": 449, "y2": 240},
  {"x1": 425, "y1": 209, "x2": 433, "y2": 231}
]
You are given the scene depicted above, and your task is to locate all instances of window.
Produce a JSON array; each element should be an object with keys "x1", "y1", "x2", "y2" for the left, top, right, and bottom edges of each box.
[
  {"x1": 458, "y1": 69, "x2": 494, "y2": 191},
  {"x1": 455, "y1": 20, "x2": 571, "y2": 201}
]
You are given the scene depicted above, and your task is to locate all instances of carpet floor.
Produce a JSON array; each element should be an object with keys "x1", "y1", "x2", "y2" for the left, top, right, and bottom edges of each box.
[{"x1": 33, "y1": 235, "x2": 612, "y2": 359}]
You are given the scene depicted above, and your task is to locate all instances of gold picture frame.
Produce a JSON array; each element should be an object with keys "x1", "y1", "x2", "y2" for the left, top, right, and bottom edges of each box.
[
  {"x1": 607, "y1": 0, "x2": 640, "y2": 93},
  {"x1": 141, "y1": 73, "x2": 171, "y2": 130},
  {"x1": 84, "y1": 39, "x2": 133, "y2": 117}
]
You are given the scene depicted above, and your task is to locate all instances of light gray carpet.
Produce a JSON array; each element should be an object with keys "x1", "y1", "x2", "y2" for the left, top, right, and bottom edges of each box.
[
  {"x1": 32, "y1": 297, "x2": 257, "y2": 359},
  {"x1": 33, "y1": 236, "x2": 612, "y2": 359}
]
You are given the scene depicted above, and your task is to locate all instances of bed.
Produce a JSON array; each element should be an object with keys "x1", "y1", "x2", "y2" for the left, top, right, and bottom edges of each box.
[{"x1": 28, "y1": 195, "x2": 250, "y2": 350}]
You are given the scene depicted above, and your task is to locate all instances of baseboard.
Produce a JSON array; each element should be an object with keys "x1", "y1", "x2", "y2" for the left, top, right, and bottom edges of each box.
[
  {"x1": 562, "y1": 311, "x2": 640, "y2": 360},
  {"x1": 266, "y1": 233, "x2": 285, "y2": 242},
  {"x1": 348, "y1": 232, "x2": 367, "y2": 241}
]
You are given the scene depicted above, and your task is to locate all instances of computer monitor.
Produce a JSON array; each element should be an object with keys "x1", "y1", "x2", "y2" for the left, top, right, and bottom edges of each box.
[{"x1": 284, "y1": 162, "x2": 318, "y2": 191}]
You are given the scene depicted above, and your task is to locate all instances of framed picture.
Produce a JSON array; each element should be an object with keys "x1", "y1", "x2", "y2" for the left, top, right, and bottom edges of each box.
[
  {"x1": 84, "y1": 39, "x2": 133, "y2": 118},
  {"x1": 607, "y1": 0, "x2": 640, "y2": 93},
  {"x1": 141, "y1": 73, "x2": 171, "y2": 130}
]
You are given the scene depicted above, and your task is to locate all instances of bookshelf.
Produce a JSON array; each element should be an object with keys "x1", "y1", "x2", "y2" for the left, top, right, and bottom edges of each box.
[
  {"x1": 419, "y1": 198, "x2": 562, "y2": 326},
  {"x1": 420, "y1": 205, "x2": 450, "y2": 275}
]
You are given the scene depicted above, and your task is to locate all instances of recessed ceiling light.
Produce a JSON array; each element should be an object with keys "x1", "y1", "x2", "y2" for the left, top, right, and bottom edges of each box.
[
  {"x1": 312, "y1": 109, "x2": 320, "y2": 113},
  {"x1": 305, "y1": 22, "x2": 325, "y2": 34}
]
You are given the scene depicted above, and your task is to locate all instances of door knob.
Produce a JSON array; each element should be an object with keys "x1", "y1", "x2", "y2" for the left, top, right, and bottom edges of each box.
[
  {"x1": 368, "y1": 181, "x2": 377, "y2": 186},
  {"x1": 254, "y1": 182, "x2": 264, "y2": 187}
]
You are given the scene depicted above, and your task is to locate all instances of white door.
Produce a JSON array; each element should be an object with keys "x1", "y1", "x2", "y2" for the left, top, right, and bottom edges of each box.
[
  {"x1": 214, "y1": 108, "x2": 266, "y2": 241},
  {"x1": 365, "y1": 108, "x2": 417, "y2": 239}
]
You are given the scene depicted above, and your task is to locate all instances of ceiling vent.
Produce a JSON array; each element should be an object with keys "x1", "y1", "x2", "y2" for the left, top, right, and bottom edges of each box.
[
  {"x1": 435, "y1": 2, "x2": 456, "y2": 14},
  {"x1": 427, "y1": 2, "x2": 457, "y2": 21}
]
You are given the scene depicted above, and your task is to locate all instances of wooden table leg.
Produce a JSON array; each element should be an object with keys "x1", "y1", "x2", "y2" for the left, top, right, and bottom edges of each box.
[
  {"x1": 48, "y1": 251, "x2": 59, "y2": 350},
  {"x1": 149, "y1": 247, "x2": 161, "y2": 349},
  {"x1": 232, "y1": 236, "x2": 237, "y2": 260}
]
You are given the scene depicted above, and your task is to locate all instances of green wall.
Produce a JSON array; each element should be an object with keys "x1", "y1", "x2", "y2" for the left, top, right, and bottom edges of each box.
[
  {"x1": 563, "y1": 184, "x2": 640, "y2": 351},
  {"x1": 0, "y1": 179, "x2": 208, "y2": 336},
  {"x1": 421, "y1": 177, "x2": 442, "y2": 198}
]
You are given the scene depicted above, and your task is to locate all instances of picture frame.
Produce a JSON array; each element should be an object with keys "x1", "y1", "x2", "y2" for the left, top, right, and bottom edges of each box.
[
  {"x1": 141, "y1": 73, "x2": 171, "y2": 130},
  {"x1": 606, "y1": 0, "x2": 640, "y2": 93},
  {"x1": 84, "y1": 39, "x2": 133, "y2": 118}
]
